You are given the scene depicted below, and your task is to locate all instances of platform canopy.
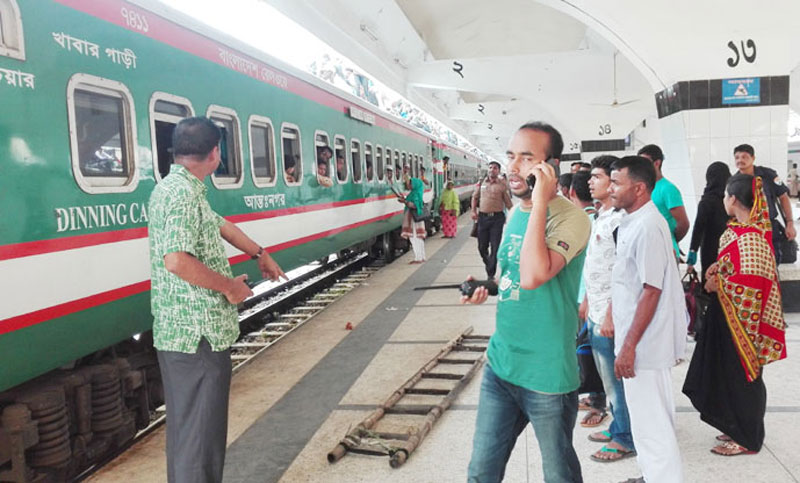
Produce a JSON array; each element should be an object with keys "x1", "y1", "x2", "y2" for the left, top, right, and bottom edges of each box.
[{"x1": 263, "y1": 0, "x2": 800, "y2": 161}]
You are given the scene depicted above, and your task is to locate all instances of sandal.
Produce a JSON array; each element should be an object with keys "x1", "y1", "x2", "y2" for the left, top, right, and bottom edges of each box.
[
  {"x1": 711, "y1": 441, "x2": 757, "y2": 456},
  {"x1": 588, "y1": 430, "x2": 612, "y2": 443},
  {"x1": 590, "y1": 445, "x2": 636, "y2": 463},
  {"x1": 580, "y1": 408, "x2": 608, "y2": 428},
  {"x1": 578, "y1": 396, "x2": 593, "y2": 411}
]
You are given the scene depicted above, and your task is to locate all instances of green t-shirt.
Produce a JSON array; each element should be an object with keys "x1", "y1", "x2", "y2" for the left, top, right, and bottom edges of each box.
[
  {"x1": 487, "y1": 197, "x2": 591, "y2": 394},
  {"x1": 651, "y1": 177, "x2": 684, "y2": 255}
]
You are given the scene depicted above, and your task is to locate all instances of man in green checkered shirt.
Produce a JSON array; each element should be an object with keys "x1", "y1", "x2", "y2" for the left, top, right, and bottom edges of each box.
[{"x1": 148, "y1": 117, "x2": 285, "y2": 483}]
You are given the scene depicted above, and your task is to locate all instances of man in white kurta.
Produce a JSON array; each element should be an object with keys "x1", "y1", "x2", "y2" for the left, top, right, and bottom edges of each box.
[{"x1": 609, "y1": 156, "x2": 687, "y2": 483}]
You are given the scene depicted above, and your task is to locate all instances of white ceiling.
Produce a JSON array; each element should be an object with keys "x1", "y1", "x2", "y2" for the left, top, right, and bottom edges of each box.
[{"x1": 262, "y1": 0, "x2": 800, "y2": 160}]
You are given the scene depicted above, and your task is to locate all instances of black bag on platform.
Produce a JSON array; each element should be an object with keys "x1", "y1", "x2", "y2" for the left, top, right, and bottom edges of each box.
[{"x1": 774, "y1": 222, "x2": 798, "y2": 264}]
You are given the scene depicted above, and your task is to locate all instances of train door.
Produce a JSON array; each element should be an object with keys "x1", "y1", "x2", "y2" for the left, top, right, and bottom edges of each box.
[{"x1": 149, "y1": 93, "x2": 193, "y2": 181}]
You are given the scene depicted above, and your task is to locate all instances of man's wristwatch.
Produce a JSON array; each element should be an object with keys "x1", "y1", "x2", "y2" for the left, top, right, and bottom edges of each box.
[{"x1": 251, "y1": 247, "x2": 264, "y2": 260}]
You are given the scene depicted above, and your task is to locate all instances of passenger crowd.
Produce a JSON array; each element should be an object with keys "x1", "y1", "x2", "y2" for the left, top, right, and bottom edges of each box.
[
  {"x1": 146, "y1": 117, "x2": 790, "y2": 483},
  {"x1": 461, "y1": 122, "x2": 789, "y2": 483}
]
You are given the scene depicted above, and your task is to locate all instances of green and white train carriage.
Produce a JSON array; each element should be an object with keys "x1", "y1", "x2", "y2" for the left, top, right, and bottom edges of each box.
[{"x1": 0, "y1": 0, "x2": 480, "y2": 394}]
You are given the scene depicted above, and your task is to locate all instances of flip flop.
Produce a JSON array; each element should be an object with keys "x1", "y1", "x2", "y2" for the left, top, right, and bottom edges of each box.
[
  {"x1": 588, "y1": 430, "x2": 612, "y2": 443},
  {"x1": 580, "y1": 409, "x2": 608, "y2": 428},
  {"x1": 711, "y1": 442, "x2": 757, "y2": 456},
  {"x1": 590, "y1": 445, "x2": 636, "y2": 463}
]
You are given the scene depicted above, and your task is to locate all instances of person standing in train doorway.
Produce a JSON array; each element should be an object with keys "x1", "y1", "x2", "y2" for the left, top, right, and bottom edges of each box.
[
  {"x1": 148, "y1": 117, "x2": 286, "y2": 483},
  {"x1": 471, "y1": 160, "x2": 513, "y2": 280},
  {"x1": 463, "y1": 122, "x2": 590, "y2": 482}
]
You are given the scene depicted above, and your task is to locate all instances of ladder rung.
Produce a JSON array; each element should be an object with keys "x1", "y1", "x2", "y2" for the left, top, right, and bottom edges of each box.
[
  {"x1": 371, "y1": 432, "x2": 411, "y2": 441},
  {"x1": 452, "y1": 345, "x2": 487, "y2": 352},
  {"x1": 437, "y1": 358, "x2": 478, "y2": 364},
  {"x1": 405, "y1": 388, "x2": 450, "y2": 395},
  {"x1": 421, "y1": 373, "x2": 463, "y2": 380}
]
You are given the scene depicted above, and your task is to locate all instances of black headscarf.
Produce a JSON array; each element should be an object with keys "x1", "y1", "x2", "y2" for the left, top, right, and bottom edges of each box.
[{"x1": 702, "y1": 161, "x2": 731, "y2": 199}]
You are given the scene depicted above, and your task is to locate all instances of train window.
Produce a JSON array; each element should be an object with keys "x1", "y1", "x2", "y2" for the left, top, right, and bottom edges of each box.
[
  {"x1": 334, "y1": 135, "x2": 348, "y2": 183},
  {"x1": 364, "y1": 143, "x2": 374, "y2": 181},
  {"x1": 0, "y1": 0, "x2": 24, "y2": 60},
  {"x1": 351, "y1": 139, "x2": 362, "y2": 183},
  {"x1": 207, "y1": 106, "x2": 243, "y2": 189},
  {"x1": 149, "y1": 93, "x2": 194, "y2": 182},
  {"x1": 249, "y1": 116, "x2": 277, "y2": 187},
  {"x1": 413, "y1": 154, "x2": 419, "y2": 177},
  {"x1": 67, "y1": 74, "x2": 138, "y2": 193},
  {"x1": 384, "y1": 148, "x2": 392, "y2": 180},
  {"x1": 375, "y1": 145, "x2": 384, "y2": 181},
  {"x1": 281, "y1": 124, "x2": 302, "y2": 186},
  {"x1": 401, "y1": 152, "x2": 407, "y2": 177},
  {"x1": 314, "y1": 131, "x2": 333, "y2": 188},
  {"x1": 394, "y1": 151, "x2": 401, "y2": 180}
]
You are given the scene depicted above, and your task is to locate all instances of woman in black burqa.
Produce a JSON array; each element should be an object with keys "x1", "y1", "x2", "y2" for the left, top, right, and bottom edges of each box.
[{"x1": 686, "y1": 161, "x2": 731, "y2": 283}]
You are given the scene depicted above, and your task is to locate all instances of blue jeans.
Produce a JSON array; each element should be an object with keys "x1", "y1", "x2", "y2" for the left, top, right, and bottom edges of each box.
[
  {"x1": 468, "y1": 365, "x2": 583, "y2": 483},
  {"x1": 587, "y1": 319, "x2": 635, "y2": 450}
]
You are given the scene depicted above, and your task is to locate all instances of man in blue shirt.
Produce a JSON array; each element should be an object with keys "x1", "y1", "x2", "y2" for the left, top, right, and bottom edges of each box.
[{"x1": 637, "y1": 145, "x2": 689, "y2": 257}]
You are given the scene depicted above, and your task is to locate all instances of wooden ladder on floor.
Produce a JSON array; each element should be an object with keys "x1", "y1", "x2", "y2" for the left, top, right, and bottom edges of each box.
[{"x1": 327, "y1": 327, "x2": 489, "y2": 468}]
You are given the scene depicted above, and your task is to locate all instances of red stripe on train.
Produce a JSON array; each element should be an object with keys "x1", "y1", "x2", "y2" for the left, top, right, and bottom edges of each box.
[{"x1": 0, "y1": 210, "x2": 403, "y2": 335}]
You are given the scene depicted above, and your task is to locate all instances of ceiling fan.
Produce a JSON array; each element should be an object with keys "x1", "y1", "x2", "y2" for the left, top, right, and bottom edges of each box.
[{"x1": 590, "y1": 51, "x2": 640, "y2": 108}]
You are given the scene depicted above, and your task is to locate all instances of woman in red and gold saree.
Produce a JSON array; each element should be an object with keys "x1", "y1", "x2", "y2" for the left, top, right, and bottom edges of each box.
[{"x1": 683, "y1": 174, "x2": 787, "y2": 456}]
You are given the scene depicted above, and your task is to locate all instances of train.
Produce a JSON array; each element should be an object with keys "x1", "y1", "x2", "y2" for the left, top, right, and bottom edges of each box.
[{"x1": 0, "y1": 0, "x2": 481, "y2": 479}]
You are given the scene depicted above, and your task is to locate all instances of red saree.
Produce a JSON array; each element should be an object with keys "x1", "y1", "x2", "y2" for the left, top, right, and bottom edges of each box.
[{"x1": 716, "y1": 177, "x2": 787, "y2": 382}]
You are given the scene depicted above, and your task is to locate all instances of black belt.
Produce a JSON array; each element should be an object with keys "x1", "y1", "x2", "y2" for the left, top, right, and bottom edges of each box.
[{"x1": 479, "y1": 211, "x2": 504, "y2": 217}]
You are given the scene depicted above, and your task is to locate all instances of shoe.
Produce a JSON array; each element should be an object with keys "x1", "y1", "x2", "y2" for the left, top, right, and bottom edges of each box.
[
  {"x1": 588, "y1": 430, "x2": 612, "y2": 443},
  {"x1": 580, "y1": 408, "x2": 608, "y2": 428},
  {"x1": 711, "y1": 441, "x2": 757, "y2": 456},
  {"x1": 590, "y1": 445, "x2": 636, "y2": 463}
]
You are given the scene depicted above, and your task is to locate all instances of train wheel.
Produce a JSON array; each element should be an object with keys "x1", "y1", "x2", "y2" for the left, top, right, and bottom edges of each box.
[{"x1": 381, "y1": 234, "x2": 395, "y2": 263}]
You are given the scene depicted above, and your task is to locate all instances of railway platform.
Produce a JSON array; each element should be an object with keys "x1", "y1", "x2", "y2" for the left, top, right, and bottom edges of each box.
[{"x1": 88, "y1": 216, "x2": 799, "y2": 483}]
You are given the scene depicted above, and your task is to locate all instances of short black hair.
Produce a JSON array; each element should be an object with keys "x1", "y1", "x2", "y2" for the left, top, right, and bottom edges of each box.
[
  {"x1": 734, "y1": 143, "x2": 755, "y2": 157},
  {"x1": 284, "y1": 155, "x2": 295, "y2": 169},
  {"x1": 590, "y1": 155, "x2": 619, "y2": 176},
  {"x1": 442, "y1": 156, "x2": 450, "y2": 161},
  {"x1": 172, "y1": 117, "x2": 221, "y2": 159},
  {"x1": 518, "y1": 121, "x2": 564, "y2": 160},
  {"x1": 727, "y1": 173, "x2": 754, "y2": 208},
  {"x1": 558, "y1": 173, "x2": 573, "y2": 188},
  {"x1": 637, "y1": 144, "x2": 664, "y2": 163},
  {"x1": 611, "y1": 155, "x2": 656, "y2": 192},
  {"x1": 579, "y1": 162, "x2": 592, "y2": 170},
  {"x1": 317, "y1": 145, "x2": 333, "y2": 156},
  {"x1": 571, "y1": 171, "x2": 592, "y2": 202},
  {"x1": 488, "y1": 160, "x2": 501, "y2": 168},
  {"x1": 317, "y1": 158, "x2": 328, "y2": 167}
]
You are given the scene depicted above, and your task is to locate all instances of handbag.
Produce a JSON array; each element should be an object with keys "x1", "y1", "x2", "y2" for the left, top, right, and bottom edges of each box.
[
  {"x1": 470, "y1": 221, "x2": 479, "y2": 238},
  {"x1": 683, "y1": 271, "x2": 711, "y2": 337},
  {"x1": 412, "y1": 206, "x2": 431, "y2": 223}
]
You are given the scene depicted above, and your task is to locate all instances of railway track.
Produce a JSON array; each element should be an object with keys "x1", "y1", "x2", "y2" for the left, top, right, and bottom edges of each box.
[{"x1": 74, "y1": 251, "x2": 382, "y2": 481}]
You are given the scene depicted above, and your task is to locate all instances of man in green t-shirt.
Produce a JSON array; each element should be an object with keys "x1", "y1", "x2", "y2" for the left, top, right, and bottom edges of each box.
[
  {"x1": 637, "y1": 144, "x2": 689, "y2": 257},
  {"x1": 463, "y1": 122, "x2": 590, "y2": 482}
]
